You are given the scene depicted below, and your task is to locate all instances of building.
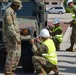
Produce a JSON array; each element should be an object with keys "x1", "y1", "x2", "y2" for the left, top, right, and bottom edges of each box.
[{"x1": 44, "y1": 0, "x2": 64, "y2": 9}]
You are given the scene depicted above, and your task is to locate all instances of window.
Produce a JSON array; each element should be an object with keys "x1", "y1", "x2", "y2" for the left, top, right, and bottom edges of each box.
[
  {"x1": 44, "y1": 2, "x2": 49, "y2": 5},
  {"x1": 55, "y1": 7, "x2": 63, "y2": 9},
  {"x1": 52, "y1": 2, "x2": 57, "y2": 5},
  {"x1": 49, "y1": 7, "x2": 54, "y2": 10}
]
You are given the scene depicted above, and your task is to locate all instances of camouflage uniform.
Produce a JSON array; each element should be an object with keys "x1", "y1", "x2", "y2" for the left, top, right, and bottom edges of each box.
[
  {"x1": 3, "y1": 7, "x2": 21, "y2": 73},
  {"x1": 49, "y1": 26, "x2": 63, "y2": 51},
  {"x1": 32, "y1": 42, "x2": 58, "y2": 74},
  {"x1": 66, "y1": 5, "x2": 76, "y2": 51},
  {"x1": 70, "y1": 5, "x2": 76, "y2": 44}
]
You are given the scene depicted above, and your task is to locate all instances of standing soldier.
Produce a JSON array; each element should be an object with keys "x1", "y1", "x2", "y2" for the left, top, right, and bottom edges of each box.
[
  {"x1": 47, "y1": 18, "x2": 63, "y2": 51},
  {"x1": 3, "y1": 0, "x2": 22, "y2": 75},
  {"x1": 31, "y1": 29, "x2": 59, "y2": 75},
  {"x1": 66, "y1": 0, "x2": 76, "y2": 52}
]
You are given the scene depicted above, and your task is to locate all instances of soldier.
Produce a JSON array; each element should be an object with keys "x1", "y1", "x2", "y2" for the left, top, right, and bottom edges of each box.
[
  {"x1": 31, "y1": 29, "x2": 59, "y2": 75},
  {"x1": 3, "y1": 0, "x2": 22, "y2": 75},
  {"x1": 66, "y1": 0, "x2": 76, "y2": 52},
  {"x1": 47, "y1": 18, "x2": 63, "y2": 51}
]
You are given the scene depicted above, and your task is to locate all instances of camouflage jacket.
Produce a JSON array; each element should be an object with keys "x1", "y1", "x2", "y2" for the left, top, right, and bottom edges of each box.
[
  {"x1": 3, "y1": 7, "x2": 21, "y2": 43},
  {"x1": 32, "y1": 43, "x2": 48, "y2": 56}
]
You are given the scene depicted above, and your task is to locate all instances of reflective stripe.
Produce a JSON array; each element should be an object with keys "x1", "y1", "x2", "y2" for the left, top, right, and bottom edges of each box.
[
  {"x1": 72, "y1": 14, "x2": 75, "y2": 16},
  {"x1": 55, "y1": 35, "x2": 62, "y2": 37},
  {"x1": 42, "y1": 52, "x2": 56, "y2": 57},
  {"x1": 49, "y1": 57, "x2": 57, "y2": 60},
  {"x1": 52, "y1": 26, "x2": 63, "y2": 42},
  {"x1": 60, "y1": 38, "x2": 62, "y2": 40},
  {"x1": 42, "y1": 39, "x2": 57, "y2": 65},
  {"x1": 72, "y1": 14, "x2": 75, "y2": 19},
  {"x1": 55, "y1": 34, "x2": 63, "y2": 42}
]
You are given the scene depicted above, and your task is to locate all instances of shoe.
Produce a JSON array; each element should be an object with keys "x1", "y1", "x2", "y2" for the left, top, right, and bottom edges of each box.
[
  {"x1": 53, "y1": 71, "x2": 59, "y2": 75},
  {"x1": 5, "y1": 73, "x2": 11, "y2": 75},
  {"x1": 5, "y1": 72, "x2": 16, "y2": 75},
  {"x1": 56, "y1": 47, "x2": 60, "y2": 51},
  {"x1": 66, "y1": 47, "x2": 73, "y2": 51}
]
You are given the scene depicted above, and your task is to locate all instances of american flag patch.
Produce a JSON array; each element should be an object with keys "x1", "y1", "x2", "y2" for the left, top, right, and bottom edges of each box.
[{"x1": 6, "y1": 16, "x2": 11, "y2": 19}]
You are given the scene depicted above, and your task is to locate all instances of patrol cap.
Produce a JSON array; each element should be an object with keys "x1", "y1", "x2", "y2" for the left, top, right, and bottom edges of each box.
[
  {"x1": 12, "y1": 0, "x2": 22, "y2": 6},
  {"x1": 40, "y1": 28, "x2": 50, "y2": 38},
  {"x1": 67, "y1": 0, "x2": 73, "y2": 5}
]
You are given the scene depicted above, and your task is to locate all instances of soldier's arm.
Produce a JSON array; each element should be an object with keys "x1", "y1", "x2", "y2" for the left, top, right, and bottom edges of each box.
[
  {"x1": 34, "y1": 44, "x2": 48, "y2": 56},
  {"x1": 64, "y1": 21, "x2": 72, "y2": 24},
  {"x1": 32, "y1": 44, "x2": 37, "y2": 53},
  {"x1": 73, "y1": 7, "x2": 76, "y2": 19},
  {"x1": 31, "y1": 39, "x2": 48, "y2": 55},
  {"x1": 50, "y1": 29, "x2": 62, "y2": 36},
  {"x1": 5, "y1": 12, "x2": 18, "y2": 42}
]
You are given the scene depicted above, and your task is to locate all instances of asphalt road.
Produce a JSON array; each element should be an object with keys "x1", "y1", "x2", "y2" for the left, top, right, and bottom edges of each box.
[
  {"x1": 0, "y1": 13, "x2": 76, "y2": 75},
  {"x1": 48, "y1": 13, "x2": 72, "y2": 22}
]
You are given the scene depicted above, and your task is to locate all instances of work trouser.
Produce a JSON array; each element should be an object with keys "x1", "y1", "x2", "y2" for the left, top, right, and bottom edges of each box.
[
  {"x1": 52, "y1": 38, "x2": 60, "y2": 51},
  {"x1": 4, "y1": 41, "x2": 21, "y2": 73},
  {"x1": 70, "y1": 27, "x2": 76, "y2": 45},
  {"x1": 32, "y1": 56, "x2": 58, "y2": 74}
]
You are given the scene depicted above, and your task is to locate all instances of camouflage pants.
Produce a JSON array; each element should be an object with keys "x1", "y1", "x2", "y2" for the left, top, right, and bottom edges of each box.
[
  {"x1": 70, "y1": 27, "x2": 76, "y2": 44},
  {"x1": 52, "y1": 38, "x2": 60, "y2": 51},
  {"x1": 32, "y1": 56, "x2": 58, "y2": 74},
  {"x1": 4, "y1": 42, "x2": 21, "y2": 73}
]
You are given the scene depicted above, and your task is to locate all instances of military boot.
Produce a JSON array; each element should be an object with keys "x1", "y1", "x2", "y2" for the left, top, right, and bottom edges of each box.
[
  {"x1": 5, "y1": 72, "x2": 16, "y2": 75},
  {"x1": 53, "y1": 71, "x2": 59, "y2": 75},
  {"x1": 66, "y1": 47, "x2": 73, "y2": 51},
  {"x1": 11, "y1": 72, "x2": 16, "y2": 75},
  {"x1": 37, "y1": 68, "x2": 47, "y2": 75},
  {"x1": 5, "y1": 73, "x2": 11, "y2": 75}
]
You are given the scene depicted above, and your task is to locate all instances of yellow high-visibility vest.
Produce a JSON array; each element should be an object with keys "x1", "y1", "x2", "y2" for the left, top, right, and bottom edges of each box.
[
  {"x1": 52, "y1": 26, "x2": 63, "y2": 43},
  {"x1": 72, "y1": 5, "x2": 76, "y2": 19},
  {"x1": 42, "y1": 39, "x2": 58, "y2": 65}
]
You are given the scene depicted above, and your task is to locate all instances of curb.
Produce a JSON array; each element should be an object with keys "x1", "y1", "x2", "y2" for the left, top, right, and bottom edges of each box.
[{"x1": 62, "y1": 26, "x2": 72, "y2": 42}]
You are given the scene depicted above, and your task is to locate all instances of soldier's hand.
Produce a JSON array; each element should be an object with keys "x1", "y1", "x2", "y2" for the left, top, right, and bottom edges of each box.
[
  {"x1": 64, "y1": 22, "x2": 69, "y2": 24},
  {"x1": 64, "y1": 21, "x2": 72, "y2": 24},
  {"x1": 30, "y1": 39, "x2": 34, "y2": 45},
  {"x1": 36, "y1": 38, "x2": 41, "y2": 43}
]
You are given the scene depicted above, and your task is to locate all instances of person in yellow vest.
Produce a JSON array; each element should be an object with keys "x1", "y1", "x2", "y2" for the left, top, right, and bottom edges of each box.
[
  {"x1": 66, "y1": 0, "x2": 76, "y2": 52},
  {"x1": 31, "y1": 29, "x2": 59, "y2": 75},
  {"x1": 48, "y1": 18, "x2": 63, "y2": 51}
]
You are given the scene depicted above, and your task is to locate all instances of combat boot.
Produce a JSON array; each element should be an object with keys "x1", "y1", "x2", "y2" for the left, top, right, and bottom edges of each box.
[
  {"x1": 66, "y1": 47, "x2": 73, "y2": 51},
  {"x1": 37, "y1": 68, "x2": 47, "y2": 75},
  {"x1": 10, "y1": 72, "x2": 16, "y2": 75},
  {"x1": 5, "y1": 73, "x2": 11, "y2": 75},
  {"x1": 53, "y1": 71, "x2": 59, "y2": 75},
  {"x1": 5, "y1": 72, "x2": 16, "y2": 75}
]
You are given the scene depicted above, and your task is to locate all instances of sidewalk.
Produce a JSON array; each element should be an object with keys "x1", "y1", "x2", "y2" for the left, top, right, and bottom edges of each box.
[{"x1": 58, "y1": 26, "x2": 76, "y2": 75}]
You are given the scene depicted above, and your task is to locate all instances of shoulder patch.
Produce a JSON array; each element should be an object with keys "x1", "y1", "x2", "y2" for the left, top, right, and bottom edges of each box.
[{"x1": 6, "y1": 16, "x2": 11, "y2": 19}]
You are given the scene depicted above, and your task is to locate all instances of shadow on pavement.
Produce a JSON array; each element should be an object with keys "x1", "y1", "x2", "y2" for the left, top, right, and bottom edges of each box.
[{"x1": 59, "y1": 65, "x2": 76, "y2": 74}]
